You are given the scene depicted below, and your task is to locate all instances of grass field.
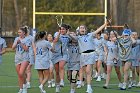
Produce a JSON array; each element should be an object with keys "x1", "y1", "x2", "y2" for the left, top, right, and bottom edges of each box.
[{"x1": 0, "y1": 52, "x2": 140, "y2": 93}]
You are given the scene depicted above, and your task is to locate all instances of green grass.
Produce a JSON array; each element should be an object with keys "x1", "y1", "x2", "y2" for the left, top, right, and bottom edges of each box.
[{"x1": 0, "y1": 52, "x2": 140, "y2": 93}]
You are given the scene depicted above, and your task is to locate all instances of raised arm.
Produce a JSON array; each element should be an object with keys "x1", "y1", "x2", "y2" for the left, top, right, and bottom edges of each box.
[
  {"x1": 51, "y1": 31, "x2": 61, "y2": 52},
  {"x1": 94, "y1": 22, "x2": 108, "y2": 35}
]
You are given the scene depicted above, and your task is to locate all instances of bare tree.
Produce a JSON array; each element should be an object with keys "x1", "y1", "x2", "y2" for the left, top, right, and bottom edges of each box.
[{"x1": 13, "y1": 0, "x2": 20, "y2": 29}]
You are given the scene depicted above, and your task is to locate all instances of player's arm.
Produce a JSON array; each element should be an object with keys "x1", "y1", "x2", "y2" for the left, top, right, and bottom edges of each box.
[
  {"x1": 33, "y1": 44, "x2": 36, "y2": 59},
  {"x1": 0, "y1": 48, "x2": 6, "y2": 55},
  {"x1": 53, "y1": 30, "x2": 61, "y2": 43},
  {"x1": 94, "y1": 23, "x2": 107, "y2": 35},
  {"x1": 45, "y1": 42, "x2": 55, "y2": 53},
  {"x1": 32, "y1": 41, "x2": 36, "y2": 57},
  {"x1": 12, "y1": 38, "x2": 19, "y2": 50},
  {"x1": 50, "y1": 42, "x2": 56, "y2": 53},
  {"x1": 52, "y1": 33, "x2": 60, "y2": 53},
  {"x1": 20, "y1": 42, "x2": 29, "y2": 51},
  {"x1": 18, "y1": 38, "x2": 29, "y2": 51},
  {"x1": 1, "y1": 40, "x2": 7, "y2": 55},
  {"x1": 94, "y1": 19, "x2": 111, "y2": 35}
]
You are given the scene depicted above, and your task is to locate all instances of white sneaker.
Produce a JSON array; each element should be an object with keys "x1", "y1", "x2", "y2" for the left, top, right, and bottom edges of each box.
[
  {"x1": 48, "y1": 81, "x2": 51, "y2": 88},
  {"x1": 52, "y1": 81, "x2": 55, "y2": 87},
  {"x1": 39, "y1": 84, "x2": 46, "y2": 93},
  {"x1": 77, "y1": 84, "x2": 82, "y2": 88},
  {"x1": 128, "y1": 81, "x2": 132, "y2": 89},
  {"x1": 76, "y1": 81, "x2": 79, "y2": 85},
  {"x1": 76, "y1": 81, "x2": 83, "y2": 88},
  {"x1": 26, "y1": 82, "x2": 31, "y2": 89},
  {"x1": 22, "y1": 88, "x2": 27, "y2": 93},
  {"x1": 56, "y1": 85, "x2": 60, "y2": 93},
  {"x1": 60, "y1": 81, "x2": 64, "y2": 87},
  {"x1": 43, "y1": 90, "x2": 46, "y2": 93},
  {"x1": 48, "y1": 84, "x2": 51, "y2": 88},
  {"x1": 18, "y1": 89, "x2": 23, "y2": 93},
  {"x1": 96, "y1": 76, "x2": 101, "y2": 82},
  {"x1": 120, "y1": 82, "x2": 126, "y2": 90},
  {"x1": 136, "y1": 82, "x2": 140, "y2": 87},
  {"x1": 23, "y1": 84, "x2": 27, "y2": 93},
  {"x1": 132, "y1": 83, "x2": 136, "y2": 87},
  {"x1": 118, "y1": 83, "x2": 123, "y2": 88},
  {"x1": 70, "y1": 89, "x2": 75, "y2": 93},
  {"x1": 39, "y1": 90, "x2": 46, "y2": 93},
  {"x1": 86, "y1": 88, "x2": 93, "y2": 93},
  {"x1": 132, "y1": 81, "x2": 136, "y2": 87}
]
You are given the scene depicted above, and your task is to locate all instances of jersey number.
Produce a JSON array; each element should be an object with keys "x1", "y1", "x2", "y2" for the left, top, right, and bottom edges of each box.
[
  {"x1": 36, "y1": 47, "x2": 43, "y2": 55},
  {"x1": 17, "y1": 44, "x2": 22, "y2": 51},
  {"x1": 72, "y1": 48, "x2": 78, "y2": 53}
]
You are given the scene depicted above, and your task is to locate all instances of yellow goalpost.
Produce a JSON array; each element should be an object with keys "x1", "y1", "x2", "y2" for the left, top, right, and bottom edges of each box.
[{"x1": 33, "y1": 0, "x2": 108, "y2": 29}]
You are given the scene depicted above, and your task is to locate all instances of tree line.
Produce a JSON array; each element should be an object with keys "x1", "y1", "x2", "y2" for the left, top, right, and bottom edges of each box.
[{"x1": 2, "y1": 0, "x2": 104, "y2": 36}]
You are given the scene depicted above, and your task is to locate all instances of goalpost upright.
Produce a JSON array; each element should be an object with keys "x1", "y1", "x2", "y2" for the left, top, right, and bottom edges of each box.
[{"x1": 33, "y1": 0, "x2": 107, "y2": 29}]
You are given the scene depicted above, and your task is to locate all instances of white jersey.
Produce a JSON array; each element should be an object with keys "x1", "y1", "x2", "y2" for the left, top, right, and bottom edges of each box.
[
  {"x1": 73, "y1": 32, "x2": 96, "y2": 67},
  {"x1": 0, "y1": 37, "x2": 7, "y2": 64},
  {"x1": 51, "y1": 34, "x2": 70, "y2": 64},
  {"x1": 0, "y1": 37, "x2": 7, "y2": 53},
  {"x1": 77, "y1": 32, "x2": 95, "y2": 53},
  {"x1": 68, "y1": 44, "x2": 80, "y2": 63},
  {"x1": 105, "y1": 41, "x2": 118, "y2": 61},
  {"x1": 53, "y1": 34, "x2": 71, "y2": 55},
  {"x1": 93, "y1": 37, "x2": 105, "y2": 54},
  {"x1": 131, "y1": 46, "x2": 139, "y2": 60},
  {"x1": 67, "y1": 43, "x2": 80, "y2": 70},
  {"x1": 34, "y1": 40, "x2": 52, "y2": 69},
  {"x1": 132, "y1": 39, "x2": 140, "y2": 60},
  {"x1": 14, "y1": 37, "x2": 30, "y2": 65}
]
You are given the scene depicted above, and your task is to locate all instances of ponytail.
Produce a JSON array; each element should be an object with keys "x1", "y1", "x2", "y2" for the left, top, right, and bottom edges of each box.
[
  {"x1": 34, "y1": 32, "x2": 40, "y2": 43},
  {"x1": 19, "y1": 25, "x2": 29, "y2": 35},
  {"x1": 34, "y1": 31, "x2": 46, "y2": 43}
]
